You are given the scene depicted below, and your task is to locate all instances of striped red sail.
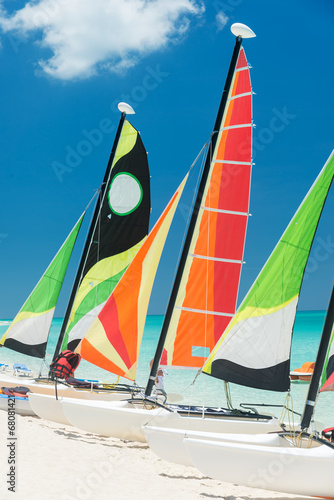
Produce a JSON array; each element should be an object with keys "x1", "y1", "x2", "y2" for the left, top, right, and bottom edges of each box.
[{"x1": 163, "y1": 47, "x2": 253, "y2": 369}]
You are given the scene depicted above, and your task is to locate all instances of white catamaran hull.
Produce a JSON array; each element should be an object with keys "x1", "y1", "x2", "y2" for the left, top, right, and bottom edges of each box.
[
  {"x1": 0, "y1": 394, "x2": 35, "y2": 417},
  {"x1": 61, "y1": 397, "x2": 283, "y2": 444},
  {"x1": 185, "y1": 433, "x2": 334, "y2": 497},
  {"x1": 62, "y1": 399, "x2": 172, "y2": 442},
  {"x1": 28, "y1": 392, "x2": 132, "y2": 426},
  {"x1": 143, "y1": 422, "x2": 284, "y2": 466}
]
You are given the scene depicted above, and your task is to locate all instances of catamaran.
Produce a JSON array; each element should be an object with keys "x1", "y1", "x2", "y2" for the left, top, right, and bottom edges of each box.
[
  {"x1": 185, "y1": 284, "x2": 334, "y2": 498},
  {"x1": 0, "y1": 102, "x2": 153, "y2": 405},
  {"x1": 145, "y1": 148, "x2": 334, "y2": 465}
]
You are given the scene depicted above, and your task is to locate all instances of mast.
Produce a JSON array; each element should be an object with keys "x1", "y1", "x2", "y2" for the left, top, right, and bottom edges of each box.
[
  {"x1": 300, "y1": 283, "x2": 334, "y2": 430},
  {"x1": 145, "y1": 23, "x2": 255, "y2": 396},
  {"x1": 52, "y1": 103, "x2": 134, "y2": 362}
]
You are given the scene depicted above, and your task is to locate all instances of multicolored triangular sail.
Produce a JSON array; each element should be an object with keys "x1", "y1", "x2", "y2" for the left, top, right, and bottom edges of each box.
[
  {"x1": 76, "y1": 176, "x2": 188, "y2": 380},
  {"x1": 62, "y1": 119, "x2": 151, "y2": 352},
  {"x1": 161, "y1": 46, "x2": 253, "y2": 369},
  {"x1": 203, "y1": 151, "x2": 334, "y2": 392},
  {"x1": 320, "y1": 325, "x2": 334, "y2": 392},
  {"x1": 0, "y1": 214, "x2": 85, "y2": 358}
]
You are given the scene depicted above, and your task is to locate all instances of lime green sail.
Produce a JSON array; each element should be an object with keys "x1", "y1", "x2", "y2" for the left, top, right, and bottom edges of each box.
[
  {"x1": 203, "y1": 150, "x2": 334, "y2": 392},
  {"x1": 0, "y1": 213, "x2": 85, "y2": 358}
]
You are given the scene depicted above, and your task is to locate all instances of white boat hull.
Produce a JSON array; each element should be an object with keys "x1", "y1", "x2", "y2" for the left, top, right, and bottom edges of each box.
[
  {"x1": 62, "y1": 399, "x2": 172, "y2": 442},
  {"x1": 28, "y1": 391, "x2": 130, "y2": 426},
  {"x1": 0, "y1": 394, "x2": 35, "y2": 416},
  {"x1": 61, "y1": 395, "x2": 283, "y2": 445},
  {"x1": 144, "y1": 420, "x2": 283, "y2": 466},
  {"x1": 185, "y1": 433, "x2": 334, "y2": 497}
]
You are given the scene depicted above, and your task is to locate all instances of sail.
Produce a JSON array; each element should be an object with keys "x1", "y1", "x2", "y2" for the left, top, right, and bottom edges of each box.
[
  {"x1": 0, "y1": 214, "x2": 85, "y2": 358},
  {"x1": 63, "y1": 120, "x2": 151, "y2": 351},
  {"x1": 203, "y1": 151, "x2": 334, "y2": 392},
  {"x1": 162, "y1": 46, "x2": 253, "y2": 369},
  {"x1": 320, "y1": 324, "x2": 334, "y2": 392},
  {"x1": 76, "y1": 175, "x2": 188, "y2": 380}
]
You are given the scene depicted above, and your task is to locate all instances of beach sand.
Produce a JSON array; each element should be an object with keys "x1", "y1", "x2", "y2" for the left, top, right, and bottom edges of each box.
[{"x1": 0, "y1": 411, "x2": 313, "y2": 500}]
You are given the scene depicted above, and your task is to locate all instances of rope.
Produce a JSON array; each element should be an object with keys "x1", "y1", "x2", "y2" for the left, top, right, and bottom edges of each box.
[
  {"x1": 224, "y1": 381, "x2": 234, "y2": 410},
  {"x1": 279, "y1": 392, "x2": 295, "y2": 428}
]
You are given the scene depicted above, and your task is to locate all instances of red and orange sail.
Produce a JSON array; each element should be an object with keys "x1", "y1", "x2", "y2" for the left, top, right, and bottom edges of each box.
[
  {"x1": 163, "y1": 47, "x2": 253, "y2": 369},
  {"x1": 76, "y1": 176, "x2": 188, "y2": 380}
]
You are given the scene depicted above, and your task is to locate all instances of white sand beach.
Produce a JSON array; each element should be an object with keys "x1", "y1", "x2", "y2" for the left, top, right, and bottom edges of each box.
[{"x1": 0, "y1": 411, "x2": 314, "y2": 500}]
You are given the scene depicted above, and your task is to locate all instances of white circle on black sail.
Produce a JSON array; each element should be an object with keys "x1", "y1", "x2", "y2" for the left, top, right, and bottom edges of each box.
[{"x1": 108, "y1": 173, "x2": 143, "y2": 216}]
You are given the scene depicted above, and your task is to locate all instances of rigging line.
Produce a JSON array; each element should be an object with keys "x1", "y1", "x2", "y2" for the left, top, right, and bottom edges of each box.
[
  {"x1": 94, "y1": 187, "x2": 103, "y2": 307},
  {"x1": 83, "y1": 188, "x2": 100, "y2": 213},
  {"x1": 201, "y1": 137, "x2": 213, "y2": 407},
  {"x1": 166, "y1": 140, "x2": 210, "y2": 306},
  {"x1": 72, "y1": 184, "x2": 104, "y2": 292},
  {"x1": 60, "y1": 186, "x2": 103, "y2": 336}
]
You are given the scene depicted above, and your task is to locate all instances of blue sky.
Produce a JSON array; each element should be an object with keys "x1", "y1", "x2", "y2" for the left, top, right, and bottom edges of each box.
[{"x1": 0, "y1": 0, "x2": 333, "y2": 319}]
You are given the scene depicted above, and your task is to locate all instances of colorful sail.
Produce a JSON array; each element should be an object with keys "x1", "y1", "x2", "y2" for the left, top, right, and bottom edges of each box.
[
  {"x1": 320, "y1": 324, "x2": 334, "y2": 392},
  {"x1": 63, "y1": 120, "x2": 151, "y2": 352},
  {"x1": 203, "y1": 151, "x2": 334, "y2": 392},
  {"x1": 161, "y1": 46, "x2": 253, "y2": 369},
  {"x1": 76, "y1": 175, "x2": 188, "y2": 380},
  {"x1": 0, "y1": 214, "x2": 85, "y2": 358}
]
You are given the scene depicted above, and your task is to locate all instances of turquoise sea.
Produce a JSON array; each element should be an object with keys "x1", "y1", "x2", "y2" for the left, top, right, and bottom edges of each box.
[{"x1": 1, "y1": 311, "x2": 333, "y2": 428}]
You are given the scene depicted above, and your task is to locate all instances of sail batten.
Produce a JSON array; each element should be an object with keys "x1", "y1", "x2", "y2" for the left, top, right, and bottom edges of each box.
[{"x1": 175, "y1": 306, "x2": 234, "y2": 317}]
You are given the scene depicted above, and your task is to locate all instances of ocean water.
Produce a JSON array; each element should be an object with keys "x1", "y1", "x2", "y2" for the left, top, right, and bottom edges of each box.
[{"x1": 1, "y1": 311, "x2": 333, "y2": 428}]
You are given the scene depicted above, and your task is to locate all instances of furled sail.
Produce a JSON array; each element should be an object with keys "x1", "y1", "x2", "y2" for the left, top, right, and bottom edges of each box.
[
  {"x1": 76, "y1": 175, "x2": 188, "y2": 380},
  {"x1": 62, "y1": 119, "x2": 151, "y2": 352},
  {"x1": 203, "y1": 151, "x2": 334, "y2": 392},
  {"x1": 320, "y1": 325, "x2": 334, "y2": 392},
  {"x1": 0, "y1": 214, "x2": 85, "y2": 358},
  {"x1": 161, "y1": 46, "x2": 253, "y2": 369}
]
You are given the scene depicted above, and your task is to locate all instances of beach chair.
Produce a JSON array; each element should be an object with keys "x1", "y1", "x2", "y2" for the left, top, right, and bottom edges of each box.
[
  {"x1": 0, "y1": 363, "x2": 8, "y2": 371},
  {"x1": 13, "y1": 363, "x2": 33, "y2": 377}
]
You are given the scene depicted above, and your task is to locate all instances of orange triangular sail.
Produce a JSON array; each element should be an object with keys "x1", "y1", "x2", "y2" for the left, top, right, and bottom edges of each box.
[{"x1": 76, "y1": 175, "x2": 188, "y2": 380}]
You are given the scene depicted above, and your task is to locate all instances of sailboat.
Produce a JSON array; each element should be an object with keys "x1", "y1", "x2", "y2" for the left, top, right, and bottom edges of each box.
[
  {"x1": 29, "y1": 170, "x2": 188, "y2": 425},
  {"x1": 0, "y1": 102, "x2": 152, "y2": 404},
  {"x1": 144, "y1": 145, "x2": 334, "y2": 464},
  {"x1": 53, "y1": 22, "x2": 300, "y2": 440},
  {"x1": 185, "y1": 283, "x2": 334, "y2": 498}
]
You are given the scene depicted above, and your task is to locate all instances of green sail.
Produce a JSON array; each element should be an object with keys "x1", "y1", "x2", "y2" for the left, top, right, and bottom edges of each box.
[
  {"x1": 203, "y1": 151, "x2": 334, "y2": 392},
  {"x1": 0, "y1": 213, "x2": 85, "y2": 358}
]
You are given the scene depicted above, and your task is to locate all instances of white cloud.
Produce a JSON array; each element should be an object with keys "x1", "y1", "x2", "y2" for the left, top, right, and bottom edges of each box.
[
  {"x1": 0, "y1": 0, "x2": 204, "y2": 80},
  {"x1": 216, "y1": 11, "x2": 228, "y2": 32}
]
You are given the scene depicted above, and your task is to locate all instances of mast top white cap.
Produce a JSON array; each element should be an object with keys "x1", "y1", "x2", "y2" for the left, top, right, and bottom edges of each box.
[
  {"x1": 231, "y1": 23, "x2": 256, "y2": 38},
  {"x1": 118, "y1": 102, "x2": 135, "y2": 114}
]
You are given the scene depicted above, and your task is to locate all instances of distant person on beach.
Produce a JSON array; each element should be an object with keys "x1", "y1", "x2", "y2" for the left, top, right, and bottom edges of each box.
[
  {"x1": 154, "y1": 367, "x2": 167, "y2": 394},
  {"x1": 149, "y1": 359, "x2": 168, "y2": 395}
]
